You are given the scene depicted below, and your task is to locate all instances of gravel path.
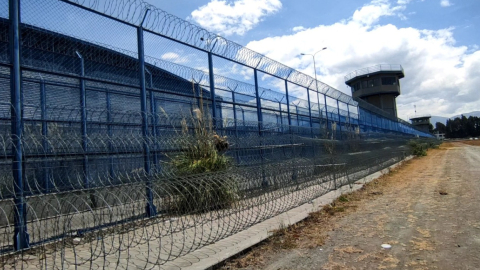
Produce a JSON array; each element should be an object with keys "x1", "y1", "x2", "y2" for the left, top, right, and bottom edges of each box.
[{"x1": 230, "y1": 142, "x2": 480, "y2": 270}]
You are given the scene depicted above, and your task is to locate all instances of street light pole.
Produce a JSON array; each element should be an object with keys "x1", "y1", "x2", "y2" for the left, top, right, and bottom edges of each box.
[{"x1": 301, "y1": 47, "x2": 328, "y2": 131}]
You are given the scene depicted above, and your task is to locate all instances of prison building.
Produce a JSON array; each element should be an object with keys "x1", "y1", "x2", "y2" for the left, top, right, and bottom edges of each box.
[
  {"x1": 344, "y1": 65, "x2": 404, "y2": 118},
  {"x1": 0, "y1": 17, "x2": 219, "y2": 118}
]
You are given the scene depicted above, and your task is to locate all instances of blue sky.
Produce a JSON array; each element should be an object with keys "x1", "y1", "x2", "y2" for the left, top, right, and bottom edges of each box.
[
  {"x1": 152, "y1": 0, "x2": 480, "y2": 48},
  {"x1": 144, "y1": 0, "x2": 480, "y2": 120}
]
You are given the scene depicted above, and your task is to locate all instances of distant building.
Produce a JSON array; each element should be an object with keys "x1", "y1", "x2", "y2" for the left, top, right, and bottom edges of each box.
[
  {"x1": 410, "y1": 115, "x2": 432, "y2": 134},
  {"x1": 434, "y1": 132, "x2": 445, "y2": 140},
  {"x1": 345, "y1": 65, "x2": 404, "y2": 118}
]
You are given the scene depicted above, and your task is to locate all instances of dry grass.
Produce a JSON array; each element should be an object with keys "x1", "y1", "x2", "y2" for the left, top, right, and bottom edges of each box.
[
  {"x1": 440, "y1": 140, "x2": 480, "y2": 148},
  {"x1": 459, "y1": 140, "x2": 480, "y2": 146},
  {"x1": 439, "y1": 141, "x2": 456, "y2": 149},
  {"x1": 217, "y1": 160, "x2": 412, "y2": 270}
]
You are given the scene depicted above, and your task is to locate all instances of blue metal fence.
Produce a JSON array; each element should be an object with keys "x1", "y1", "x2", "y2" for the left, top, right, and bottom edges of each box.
[{"x1": 0, "y1": 0, "x2": 434, "y2": 252}]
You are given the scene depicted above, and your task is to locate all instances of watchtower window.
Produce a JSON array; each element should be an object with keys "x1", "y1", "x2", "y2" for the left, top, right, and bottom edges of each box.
[
  {"x1": 382, "y1": 77, "x2": 397, "y2": 85},
  {"x1": 351, "y1": 82, "x2": 360, "y2": 92}
]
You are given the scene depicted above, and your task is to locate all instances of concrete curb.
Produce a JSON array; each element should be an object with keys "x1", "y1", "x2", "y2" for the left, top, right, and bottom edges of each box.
[{"x1": 162, "y1": 156, "x2": 414, "y2": 270}]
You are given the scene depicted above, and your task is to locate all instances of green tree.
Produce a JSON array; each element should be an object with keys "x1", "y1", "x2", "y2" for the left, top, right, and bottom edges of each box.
[
  {"x1": 435, "y1": 122, "x2": 446, "y2": 134},
  {"x1": 445, "y1": 115, "x2": 480, "y2": 138}
]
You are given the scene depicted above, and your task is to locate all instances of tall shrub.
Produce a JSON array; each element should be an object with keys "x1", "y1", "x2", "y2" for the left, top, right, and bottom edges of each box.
[{"x1": 167, "y1": 82, "x2": 238, "y2": 214}]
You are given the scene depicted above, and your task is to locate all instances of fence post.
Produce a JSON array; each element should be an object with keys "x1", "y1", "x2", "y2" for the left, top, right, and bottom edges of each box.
[
  {"x1": 232, "y1": 91, "x2": 238, "y2": 137},
  {"x1": 106, "y1": 90, "x2": 114, "y2": 181},
  {"x1": 40, "y1": 80, "x2": 49, "y2": 193},
  {"x1": 137, "y1": 11, "x2": 157, "y2": 217},
  {"x1": 10, "y1": 0, "x2": 29, "y2": 250},
  {"x1": 254, "y1": 69, "x2": 267, "y2": 186},
  {"x1": 295, "y1": 105, "x2": 300, "y2": 129},
  {"x1": 324, "y1": 94, "x2": 329, "y2": 132},
  {"x1": 208, "y1": 52, "x2": 217, "y2": 128},
  {"x1": 284, "y1": 80, "x2": 292, "y2": 132},
  {"x1": 231, "y1": 92, "x2": 240, "y2": 163},
  {"x1": 316, "y1": 91, "x2": 322, "y2": 136},
  {"x1": 218, "y1": 100, "x2": 224, "y2": 134},
  {"x1": 337, "y1": 100, "x2": 342, "y2": 139},
  {"x1": 307, "y1": 88, "x2": 313, "y2": 137},
  {"x1": 254, "y1": 69, "x2": 262, "y2": 135},
  {"x1": 278, "y1": 101, "x2": 283, "y2": 132},
  {"x1": 284, "y1": 80, "x2": 296, "y2": 181},
  {"x1": 76, "y1": 51, "x2": 89, "y2": 189},
  {"x1": 146, "y1": 69, "x2": 158, "y2": 171}
]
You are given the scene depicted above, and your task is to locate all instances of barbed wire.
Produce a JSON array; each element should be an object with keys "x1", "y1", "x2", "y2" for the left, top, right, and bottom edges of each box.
[
  {"x1": 0, "y1": 6, "x2": 429, "y2": 137},
  {"x1": 59, "y1": 0, "x2": 357, "y2": 106},
  {"x1": 0, "y1": 103, "x2": 431, "y2": 269},
  {"x1": 9, "y1": 19, "x2": 358, "y2": 126}
]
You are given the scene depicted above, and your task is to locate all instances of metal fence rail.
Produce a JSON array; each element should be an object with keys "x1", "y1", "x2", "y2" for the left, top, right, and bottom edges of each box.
[
  {"x1": 344, "y1": 64, "x2": 404, "y2": 82},
  {"x1": 0, "y1": 0, "x2": 436, "y2": 268}
]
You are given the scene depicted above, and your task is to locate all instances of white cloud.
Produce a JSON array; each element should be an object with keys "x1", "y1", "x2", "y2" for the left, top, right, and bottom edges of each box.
[
  {"x1": 160, "y1": 52, "x2": 189, "y2": 64},
  {"x1": 189, "y1": 0, "x2": 282, "y2": 36},
  {"x1": 292, "y1": 26, "x2": 306, "y2": 32},
  {"x1": 245, "y1": 0, "x2": 480, "y2": 119},
  {"x1": 351, "y1": 0, "x2": 409, "y2": 26},
  {"x1": 352, "y1": 0, "x2": 402, "y2": 25},
  {"x1": 161, "y1": 52, "x2": 180, "y2": 60},
  {"x1": 440, "y1": 0, "x2": 452, "y2": 7}
]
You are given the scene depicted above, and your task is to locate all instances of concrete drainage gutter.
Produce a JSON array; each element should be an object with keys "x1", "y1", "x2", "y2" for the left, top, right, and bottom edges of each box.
[{"x1": 162, "y1": 156, "x2": 414, "y2": 270}]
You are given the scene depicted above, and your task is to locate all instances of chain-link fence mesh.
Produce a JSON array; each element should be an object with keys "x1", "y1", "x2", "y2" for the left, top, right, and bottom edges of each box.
[
  {"x1": 0, "y1": 0, "x2": 436, "y2": 268},
  {"x1": 0, "y1": 108, "x2": 423, "y2": 268}
]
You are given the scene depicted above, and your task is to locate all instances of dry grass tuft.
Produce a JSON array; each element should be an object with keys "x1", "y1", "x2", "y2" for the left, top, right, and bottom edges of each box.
[{"x1": 334, "y1": 246, "x2": 363, "y2": 254}]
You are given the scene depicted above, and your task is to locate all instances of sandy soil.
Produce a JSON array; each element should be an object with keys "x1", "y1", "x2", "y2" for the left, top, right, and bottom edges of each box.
[{"x1": 221, "y1": 142, "x2": 480, "y2": 270}]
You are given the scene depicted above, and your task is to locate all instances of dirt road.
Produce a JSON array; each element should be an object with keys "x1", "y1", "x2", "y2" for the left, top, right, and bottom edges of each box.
[{"x1": 223, "y1": 142, "x2": 480, "y2": 270}]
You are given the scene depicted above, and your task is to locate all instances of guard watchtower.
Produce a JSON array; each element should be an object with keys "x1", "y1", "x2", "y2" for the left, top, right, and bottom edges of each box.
[
  {"x1": 344, "y1": 65, "x2": 404, "y2": 118},
  {"x1": 409, "y1": 115, "x2": 432, "y2": 134}
]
